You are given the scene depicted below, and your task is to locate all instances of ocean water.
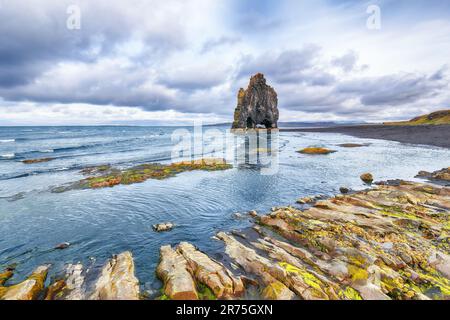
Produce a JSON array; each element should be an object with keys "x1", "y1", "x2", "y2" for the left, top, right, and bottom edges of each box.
[{"x1": 1, "y1": 125, "x2": 449, "y2": 295}]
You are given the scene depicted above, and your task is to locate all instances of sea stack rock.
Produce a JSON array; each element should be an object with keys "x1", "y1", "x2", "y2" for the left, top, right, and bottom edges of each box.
[{"x1": 232, "y1": 73, "x2": 279, "y2": 129}]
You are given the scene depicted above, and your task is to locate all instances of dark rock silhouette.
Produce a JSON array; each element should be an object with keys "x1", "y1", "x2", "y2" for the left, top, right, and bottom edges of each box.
[{"x1": 232, "y1": 73, "x2": 279, "y2": 129}]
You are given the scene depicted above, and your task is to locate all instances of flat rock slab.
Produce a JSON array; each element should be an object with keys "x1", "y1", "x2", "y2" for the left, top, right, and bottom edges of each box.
[{"x1": 91, "y1": 251, "x2": 140, "y2": 300}]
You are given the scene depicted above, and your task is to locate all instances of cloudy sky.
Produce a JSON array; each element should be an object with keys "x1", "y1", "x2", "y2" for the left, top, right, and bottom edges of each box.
[{"x1": 0, "y1": 0, "x2": 449, "y2": 125}]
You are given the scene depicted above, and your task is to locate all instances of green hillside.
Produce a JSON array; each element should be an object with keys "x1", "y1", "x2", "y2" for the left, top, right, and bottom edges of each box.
[{"x1": 385, "y1": 110, "x2": 450, "y2": 125}]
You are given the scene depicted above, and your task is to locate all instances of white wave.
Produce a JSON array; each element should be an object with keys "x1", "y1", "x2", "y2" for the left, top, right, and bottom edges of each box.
[
  {"x1": 1, "y1": 153, "x2": 15, "y2": 159},
  {"x1": 40, "y1": 149, "x2": 54, "y2": 153},
  {"x1": 0, "y1": 139, "x2": 15, "y2": 143}
]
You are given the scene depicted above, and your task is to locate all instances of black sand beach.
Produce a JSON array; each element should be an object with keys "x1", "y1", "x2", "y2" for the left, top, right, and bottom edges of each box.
[{"x1": 281, "y1": 124, "x2": 450, "y2": 149}]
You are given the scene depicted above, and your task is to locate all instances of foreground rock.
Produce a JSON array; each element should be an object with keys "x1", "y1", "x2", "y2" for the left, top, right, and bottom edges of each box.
[
  {"x1": 158, "y1": 179, "x2": 450, "y2": 300},
  {"x1": 156, "y1": 245, "x2": 199, "y2": 300},
  {"x1": 178, "y1": 242, "x2": 244, "y2": 299},
  {"x1": 0, "y1": 265, "x2": 49, "y2": 300},
  {"x1": 52, "y1": 158, "x2": 232, "y2": 193},
  {"x1": 232, "y1": 73, "x2": 279, "y2": 130},
  {"x1": 156, "y1": 243, "x2": 244, "y2": 300},
  {"x1": 417, "y1": 167, "x2": 450, "y2": 183},
  {"x1": 91, "y1": 252, "x2": 140, "y2": 300},
  {"x1": 45, "y1": 263, "x2": 85, "y2": 300}
]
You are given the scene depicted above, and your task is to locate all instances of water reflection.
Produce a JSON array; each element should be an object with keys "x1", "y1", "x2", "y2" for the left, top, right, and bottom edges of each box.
[{"x1": 232, "y1": 129, "x2": 279, "y2": 175}]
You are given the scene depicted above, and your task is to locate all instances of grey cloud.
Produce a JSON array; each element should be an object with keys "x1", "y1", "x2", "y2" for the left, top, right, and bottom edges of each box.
[
  {"x1": 337, "y1": 70, "x2": 448, "y2": 106},
  {"x1": 226, "y1": 0, "x2": 283, "y2": 33},
  {"x1": 158, "y1": 66, "x2": 231, "y2": 91},
  {"x1": 237, "y1": 46, "x2": 335, "y2": 86},
  {"x1": 201, "y1": 36, "x2": 241, "y2": 53},
  {"x1": 278, "y1": 85, "x2": 346, "y2": 112},
  {"x1": 0, "y1": 1, "x2": 187, "y2": 88},
  {"x1": 332, "y1": 51, "x2": 358, "y2": 72}
]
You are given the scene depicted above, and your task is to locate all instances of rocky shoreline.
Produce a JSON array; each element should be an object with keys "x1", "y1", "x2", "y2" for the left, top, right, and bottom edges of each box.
[{"x1": 1, "y1": 169, "x2": 449, "y2": 300}]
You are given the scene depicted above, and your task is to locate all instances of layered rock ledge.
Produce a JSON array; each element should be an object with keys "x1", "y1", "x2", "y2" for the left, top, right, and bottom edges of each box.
[
  {"x1": 158, "y1": 180, "x2": 450, "y2": 300},
  {"x1": 156, "y1": 242, "x2": 244, "y2": 300}
]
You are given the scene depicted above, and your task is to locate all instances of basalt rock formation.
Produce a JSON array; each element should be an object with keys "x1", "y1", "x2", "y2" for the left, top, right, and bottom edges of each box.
[{"x1": 232, "y1": 73, "x2": 279, "y2": 129}]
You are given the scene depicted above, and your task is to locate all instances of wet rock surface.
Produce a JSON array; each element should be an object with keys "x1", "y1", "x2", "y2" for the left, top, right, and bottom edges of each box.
[{"x1": 232, "y1": 73, "x2": 279, "y2": 129}]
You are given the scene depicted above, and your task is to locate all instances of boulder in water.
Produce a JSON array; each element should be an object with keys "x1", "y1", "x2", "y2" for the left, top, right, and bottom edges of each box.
[{"x1": 360, "y1": 173, "x2": 374, "y2": 184}]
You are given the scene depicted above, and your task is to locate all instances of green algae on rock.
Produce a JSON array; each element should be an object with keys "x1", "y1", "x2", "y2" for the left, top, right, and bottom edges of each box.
[{"x1": 52, "y1": 158, "x2": 232, "y2": 192}]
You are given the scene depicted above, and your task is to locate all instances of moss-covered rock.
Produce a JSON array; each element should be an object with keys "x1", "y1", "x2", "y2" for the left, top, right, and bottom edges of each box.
[
  {"x1": 53, "y1": 158, "x2": 233, "y2": 192},
  {"x1": 0, "y1": 265, "x2": 49, "y2": 300},
  {"x1": 298, "y1": 147, "x2": 336, "y2": 155}
]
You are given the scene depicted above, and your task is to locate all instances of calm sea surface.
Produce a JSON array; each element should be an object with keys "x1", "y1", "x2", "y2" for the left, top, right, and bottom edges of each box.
[{"x1": 1, "y1": 125, "x2": 449, "y2": 295}]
